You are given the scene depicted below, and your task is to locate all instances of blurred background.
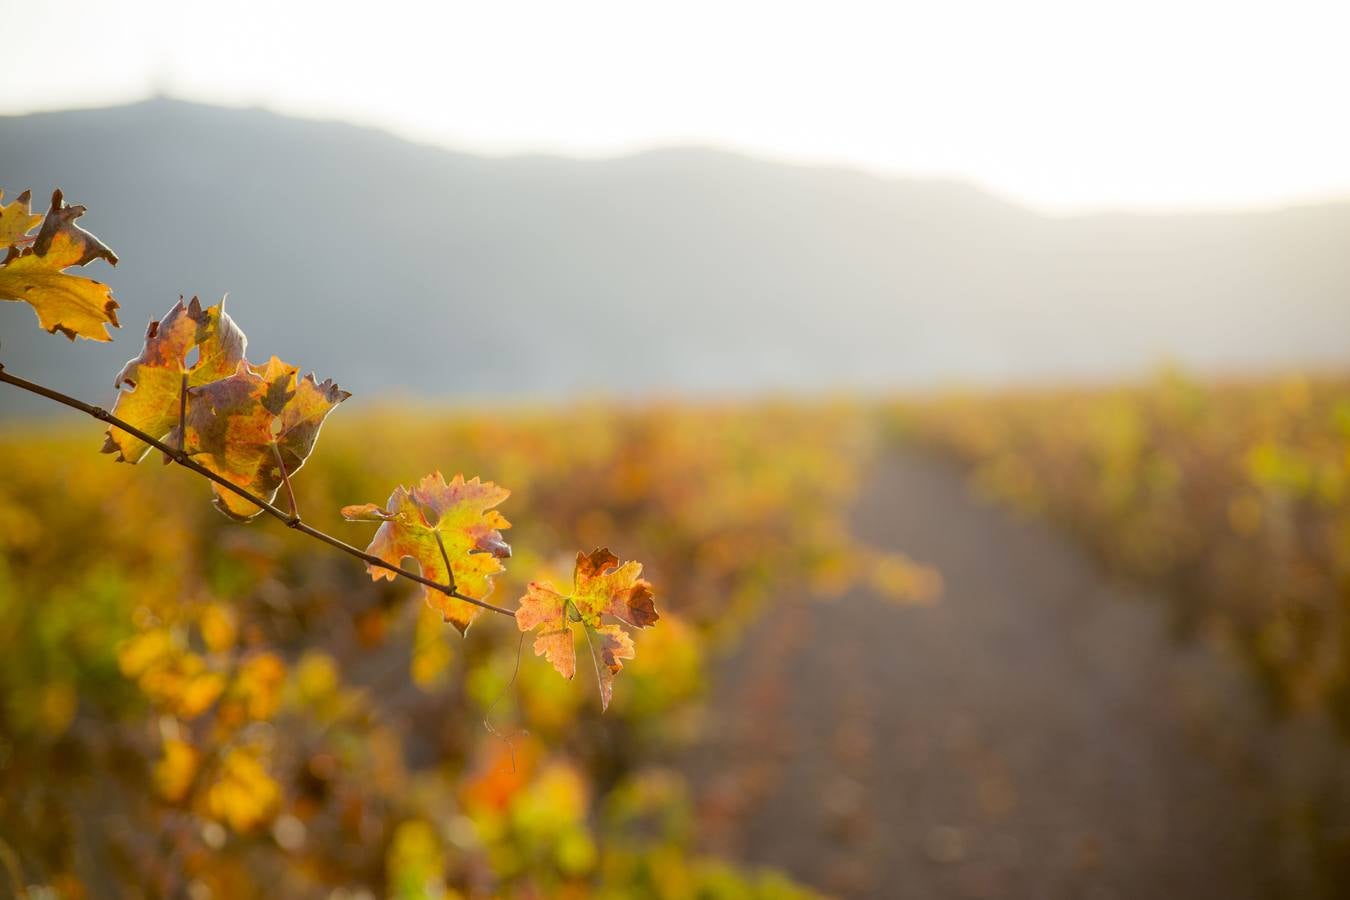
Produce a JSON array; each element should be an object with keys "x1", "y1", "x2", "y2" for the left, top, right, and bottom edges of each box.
[{"x1": 2, "y1": 1, "x2": 1349, "y2": 898}]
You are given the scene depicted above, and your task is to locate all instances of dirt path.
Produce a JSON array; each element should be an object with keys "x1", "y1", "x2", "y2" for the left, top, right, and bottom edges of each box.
[{"x1": 681, "y1": 449, "x2": 1278, "y2": 899}]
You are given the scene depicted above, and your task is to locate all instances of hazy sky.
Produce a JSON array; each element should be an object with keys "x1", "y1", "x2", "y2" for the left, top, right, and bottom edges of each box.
[{"x1": 7, "y1": 0, "x2": 1350, "y2": 212}]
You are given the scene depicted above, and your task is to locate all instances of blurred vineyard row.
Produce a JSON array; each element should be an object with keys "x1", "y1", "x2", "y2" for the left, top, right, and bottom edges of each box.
[
  {"x1": 0, "y1": 399, "x2": 931, "y2": 899},
  {"x1": 890, "y1": 371, "x2": 1350, "y2": 890},
  {"x1": 892, "y1": 370, "x2": 1350, "y2": 723}
]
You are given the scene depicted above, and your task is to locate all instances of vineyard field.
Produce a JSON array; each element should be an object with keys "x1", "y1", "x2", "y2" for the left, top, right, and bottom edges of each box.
[
  {"x1": 5, "y1": 370, "x2": 1350, "y2": 897},
  {"x1": 0, "y1": 400, "x2": 929, "y2": 898}
]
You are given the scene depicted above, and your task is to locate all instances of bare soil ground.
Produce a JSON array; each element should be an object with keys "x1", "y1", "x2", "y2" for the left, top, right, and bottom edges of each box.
[{"x1": 681, "y1": 449, "x2": 1288, "y2": 899}]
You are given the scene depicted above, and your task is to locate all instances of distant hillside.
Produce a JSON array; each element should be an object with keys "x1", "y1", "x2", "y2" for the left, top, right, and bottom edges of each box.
[{"x1": 2, "y1": 98, "x2": 1347, "y2": 414}]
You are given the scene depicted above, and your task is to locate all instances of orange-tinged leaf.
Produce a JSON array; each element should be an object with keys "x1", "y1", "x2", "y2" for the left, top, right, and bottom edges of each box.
[
  {"x1": 0, "y1": 189, "x2": 120, "y2": 340},
  {"x1": 102, "y1": 296, "x2": 248, "y2": 463},
  {"x1": 593, "y1": 623, "x2": 635, "y2": 711},
  {"x1": 516, "y1": 582, "x2": 575, "y2": 678},
  {"x1": 0, "y1": 189, "x2": 40, "y2": 250},
  {"x1": 342, "y1": 472, "x2": 512, "y2": 633},
  {"x1": 570, "y1": 547, "x2": 659, "y2": 627},
  {"x1": 184, "y1": 356, "x2": 349, "y2": 520},
  {"x1": 516, "y1": 547, "x2": 657, "y2": 710},
  {"x1": 338, "y1": 502, "x2": 393, "y2": 522}
]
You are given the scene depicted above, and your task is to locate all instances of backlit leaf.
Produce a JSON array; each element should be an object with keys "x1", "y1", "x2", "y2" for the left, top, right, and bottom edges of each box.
[
  {"x1": 0, "y1": 189, "x2": 120, "y2": 341},
  {"x1": 102, "y1": 296, "x2": 247, "y2": 463},
  {"x1": 515, "y1": 582, "x2": 574, "y2": 678},
  {"x1": 184, "y1": 356, "x2": 349, "y2": 521},
  {"x1": 0, "y1": 189, "x2": 41, "y2": 250},
  {"x1": 592, "y1": 623, "x2": 636, "y2": 711},
  {"x1": 571, "y1": 547, "x2": 659, "y2": 627},
  {"x1": 341, "y1": 472, "x2": 512, "y2": 633},
  {"x1": 516, "y1": 548, "x2": 657, "y2": 710}
]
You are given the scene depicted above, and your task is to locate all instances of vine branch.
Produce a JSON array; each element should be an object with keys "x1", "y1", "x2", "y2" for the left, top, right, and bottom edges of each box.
[{"x1": 0, "y1": 362, "x2": 516, "y2": 619}]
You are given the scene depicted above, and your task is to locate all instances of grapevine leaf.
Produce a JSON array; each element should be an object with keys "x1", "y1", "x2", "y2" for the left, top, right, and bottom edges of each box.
[
  {"x1": 341, "y1": 473, "x2": 512, "y2": 633},
  {"x1": 0, "y1": 189, "x2": 40, "y2": 250},
  {"x1": 515, "y1": 548, "x2": 657, "y2": 710},
  {"x1": 102, "y1": 296, "x2": 248, "y2": 463},
  {"x1": 515, "y1": 582, "x2": 574, "y2": 678},
  {"x1": 0, "y1": 190, "x2": 120, "y2": 341},
  {"x1": 569, "y1": 547, "x2": 659, "y2": 627},
  {"x1": 592, "y1": 623, "x2": 635, "y2": 711},
  {"x1": 184, "y1": 356, "x2": 349, "y2": 521}
]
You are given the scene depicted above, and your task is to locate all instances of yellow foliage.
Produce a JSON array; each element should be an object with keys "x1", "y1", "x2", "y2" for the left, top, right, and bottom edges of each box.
[
  {"x1": 154, "y1": 738, "x2": 199, "y2": 803},
  {"x1": 198, "y1": 602, "x2": 239, "y2": 654},
  {"x1": 899, "y1": 371, "x2": 1350, "y2": 715},
  {"x1": 3, "y1": 396, "x2": 895, "y2": 895},
  {"x1": 410, "y1": 606, "x2": 454, "y2": 690},
  {"x1": 229, "y1": 652, "x2": 287, "y2": 721},
  {"x1": 117, "y1": 630, "x2": 175, "y2": 679},
  {"x1": 294, "y1": 650, "x2": 340, "y2": 702},
  {"x1": 206, "y1": 747, "x2": 281, "y2": 833},
  {"x1": 386, "y1": 819, "x2": 448, "y2": 900}
]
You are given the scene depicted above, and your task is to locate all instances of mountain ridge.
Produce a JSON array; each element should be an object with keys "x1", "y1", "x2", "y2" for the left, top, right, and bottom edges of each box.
[{"x1": 2, "y1": 98, "x2": 1346, "y2": 415}]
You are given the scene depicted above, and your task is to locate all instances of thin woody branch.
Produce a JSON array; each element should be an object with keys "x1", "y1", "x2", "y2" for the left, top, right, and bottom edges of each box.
[{"x1": 0, "y1": 362, "x2": 516, "y2": 619}]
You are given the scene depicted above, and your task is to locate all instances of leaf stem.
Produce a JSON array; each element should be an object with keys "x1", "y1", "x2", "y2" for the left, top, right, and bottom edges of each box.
[
  {"x1": 271, "y1": 442, "x2": 300, "y2": 522},
  {"x1": 178, "y1": 372, "x2": 188, "y2": 454},
  {"x1": 579, "y1": 616, "x2": 604, "y2": 701},
  {"x1": 433, "y1": 530, "x2": 458, "y2": 594},
  {"x1": 0, "y1": 364, "x2": 516, "y2": 619}
]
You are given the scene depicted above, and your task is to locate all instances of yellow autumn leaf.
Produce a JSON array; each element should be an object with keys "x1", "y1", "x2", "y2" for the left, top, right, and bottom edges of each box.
[
  {"x1": 515, "y1": 548, "x2": 657, "y2": 710},
  {"x1": 342, "y1": 472, "x2": 512, "y2": 633},
  {"x1": 184, "y1": 356, "x2": 349, "y2": 520},
  {"x1": 0, "y1": 188, "x2": 41, "y2": 250},
  {"x1": 0, "y1": 189, "x2": 120, "y2": 341},
  {"x1": 103, "y1": 296, "x2": 247, "y2": 464}
]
